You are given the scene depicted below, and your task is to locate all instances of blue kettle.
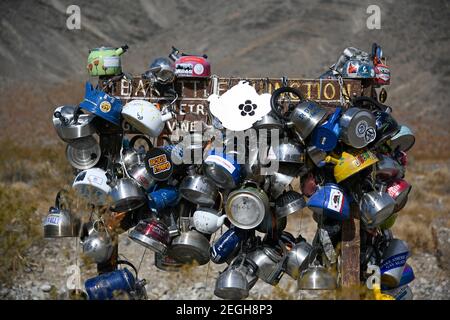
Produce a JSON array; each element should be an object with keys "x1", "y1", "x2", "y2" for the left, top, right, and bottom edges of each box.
[
  {"x1": 307, "y1": 183, "x2": 350, "y2": 221},
  {"x1": 203, "y1": 148, "x2": 242, "y2": 189},
  {"x1": 381, "y1": 263, "x2": 415, "y2": 290},
  {"x1": 79, "y1": 82, "x2": 123, "y2": 126},
  {"x1": 148, "y1": 186, "x2": 180, "y2": 212},
  {"x1": 85, "y1": 268, "x2": 135, "y2": 300},
  {"x1": 311, "y1": 108, "x2": 341, "y2": 152},
  {"x1": 210, "y1": 227, "x2": 244, "y2": 264}
]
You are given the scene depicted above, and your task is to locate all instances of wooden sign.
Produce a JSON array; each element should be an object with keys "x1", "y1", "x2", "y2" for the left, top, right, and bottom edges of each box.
[{"x1": 101, "y1": 77, "x2": 362, "y2": 136}]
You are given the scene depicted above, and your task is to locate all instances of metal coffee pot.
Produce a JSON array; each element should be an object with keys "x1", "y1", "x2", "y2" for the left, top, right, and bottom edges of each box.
[
  {"x1": 247, "y1": 244, "x2": 285, "y2": 285},
  {"x1": 265, "y1": 139, "x2": 305, "y2": 164},
  {"x1": 127, "y1": 163, "x2": 155, "y2": 191},
  {"x1": 298, "y1": 265, "x2": 337, "y2": 290},
  {"x1": 169, "y1": 217, "x2": 211, "y2": 265},
  {"x1": 214, "y1": 254, "x2": 257, "y2": 300},
  {"x1": 154, "y1": 252, "x2": 184, "y2": 271},
  {"x1": 275, "y1": 190, "x2": 306, "y2": 218},
  {"x1": 339, "y1": 107, "x2": 377, "y2": 148},
  {"x1": 388, "y1": 125, "x2": 415, "y2": 152},
  {"x1": 372, "y1": 110, "x2": 400, "y2": 147},
  {"x1": 286, "y1": 101, "x2": 328, "y2": 141},
  {"x1": 269, "y1": 164, "x2": 299, "y2": 198},
  {"x1": 375, "y1": 154, "x2": 401, "y2": 181},
  {"x1": 122, "y1": 135, "x2": 153, "y2": 172},
  {"x1": 380, "y1": 239, "x2": 409, "y2": 288},
  {"x1": 43, "y1": 191, "x2": 81, "y2": 238},
  {"x1": 66, "y1": 136, "x2": 101, "y2": 170},
  {"x1": 225, "y1": 180, "x2": 270, "y2": 230},
  {"x1": 110, "y1": 178, "x2": 146, "y2": 212},
  {"x1": 359, "y1": 186, "x2": 396, "y2": 229},
  {"x1": 252, "y1": 112, "x2": 284, "y2": 131},
  {"x1": 81, "y1": 220, "x2": 114, "y2": 264},
  {"x1": 284, "y1": 239, "x2": 313, "y2": 280},
  {"x1": 179, "y1": 168, "x2": 218, "y2": 207},
  {"x1": 214, "y1": 260, "x2": 249, "y2": 300},
  {"x1": 129, "y1": 219, "x2": 171, "y2": 254},
  {"x1": 53, "y1": 106, "x2": 97, "y2": 142}
]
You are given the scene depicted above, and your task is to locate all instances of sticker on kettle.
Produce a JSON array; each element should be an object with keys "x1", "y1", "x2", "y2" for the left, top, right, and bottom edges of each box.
[
  {"x1": 148, "y1": 154, "x2": 171, "y2": 174},
  {"x1": 193, "y1": 64, "x2": 204, "y2": 75},
  {"x1": 327, "y1": 189, "x2": 344, "y2": 212},
  {"x1": 175, "y1": 63, "x2": 193, "y2": 76},
  {"x1": 87, "y1": 175, "x2": 103, "y2": 186},
  {"x1": 356, "y1": 120, "x2": 368, "y2": 138},
  {"x1": 365, "y1": 127, "x2": 376, "y2": 143},
  {"x1": 44, "y1": 214, "x2": 61, "y2": 226},
  {"x1": 99, "y1": 101, "x2": 112, "y2": 113},
  {"x1": 103, "y1": 56, "x2": 120, "y2": 68},
  {"x1": 205, "y1": 155, "x2": 236, "y2": 174},
  {"x1": 145, "y1": 148, "x2": 173, "y2": 181},
  {"x1": 347, "y1": 63, "x2": 358, "y2": 75}
]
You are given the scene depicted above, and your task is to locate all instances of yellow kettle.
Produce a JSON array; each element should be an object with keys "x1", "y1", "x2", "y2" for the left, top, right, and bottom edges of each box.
[
  {"x1": 325, "y1": 149, "x2": 379, "y2": 183},
  {"x1": 373, "y1": 283, "x2": 395, "y2": 300}
]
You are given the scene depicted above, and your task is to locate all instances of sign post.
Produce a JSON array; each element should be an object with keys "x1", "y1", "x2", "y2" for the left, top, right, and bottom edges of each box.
[{"x1": 101, "y1": 76, "x2": 364, "y2": 298}]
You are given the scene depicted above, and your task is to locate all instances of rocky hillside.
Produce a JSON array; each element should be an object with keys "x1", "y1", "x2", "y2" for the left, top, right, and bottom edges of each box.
[{"x1": 1, "y1": 0, "x2": 449, "y2": 156}]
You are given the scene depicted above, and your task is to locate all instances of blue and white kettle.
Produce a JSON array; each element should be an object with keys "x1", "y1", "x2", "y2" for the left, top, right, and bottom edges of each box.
[
  {"x1": 79, "y1": 82, "x2": 123, "y2": 126},
  {"x1": 307, "y1": 183, "x2": 350, "y2": 221},
  {"x1": 203, "y1": 148, "x2": 242, "y2": 189},
  {"x1": 311, "y1": 108, "x2": 342, "y2": 152}
]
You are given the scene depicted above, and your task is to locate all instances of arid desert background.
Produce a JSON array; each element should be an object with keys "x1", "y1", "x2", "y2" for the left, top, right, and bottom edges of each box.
[{"x1": 0, "y1": 0, "x2": 448, "y2": 299}]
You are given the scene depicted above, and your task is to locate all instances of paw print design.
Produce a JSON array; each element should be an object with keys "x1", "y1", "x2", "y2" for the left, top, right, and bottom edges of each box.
[{"x1": 238, "y1": 100, "x2": 258, "y2": 116}]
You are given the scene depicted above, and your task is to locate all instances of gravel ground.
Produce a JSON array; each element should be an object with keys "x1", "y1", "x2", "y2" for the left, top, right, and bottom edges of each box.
[{"x1": 1, "y1": 213, "x2": 448, "y2": 300}]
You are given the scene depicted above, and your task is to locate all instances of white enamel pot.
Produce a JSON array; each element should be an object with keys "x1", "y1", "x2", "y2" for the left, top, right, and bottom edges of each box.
[{"x1": 121, "y1": 100, "x2": 172, "y2": 137}]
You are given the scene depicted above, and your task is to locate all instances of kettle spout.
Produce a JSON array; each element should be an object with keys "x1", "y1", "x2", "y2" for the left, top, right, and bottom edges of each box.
[{"x1": 216, "y1": 215, "x2": 227, "y2": 228}]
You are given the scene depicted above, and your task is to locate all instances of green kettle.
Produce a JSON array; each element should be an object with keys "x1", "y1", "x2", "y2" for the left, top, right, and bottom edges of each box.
[{"x1": 87, "y1": 45, "x2": 128, "y2": 77}]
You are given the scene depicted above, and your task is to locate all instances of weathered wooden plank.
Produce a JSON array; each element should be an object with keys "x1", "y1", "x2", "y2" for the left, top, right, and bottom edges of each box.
[
  {"x1": 100, "y1": 77, "x2": 363, "y2": 137},
  {"x1": 340, "y1": 204, "x2": 361, "y2": 299}
]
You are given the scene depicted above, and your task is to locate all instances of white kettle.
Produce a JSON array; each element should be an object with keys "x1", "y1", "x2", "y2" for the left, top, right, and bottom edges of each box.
[
  {"x1": 193, "y1": 208, "x2": 227, "y2": 234},
  {"x1": 121, "y1": 100, "x2": 172, "y2": 137},
  {"x1": 192, "y1": 193, "x2": 226, "y2": 234}
]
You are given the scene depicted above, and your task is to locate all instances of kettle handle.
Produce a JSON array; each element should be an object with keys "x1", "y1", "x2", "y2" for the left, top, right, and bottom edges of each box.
[
  {"x1": 54, "y1": 189, "x2": 70, "y2": 210},
  {"x1": 270, "y1": 86, "x2": 304, "y2": 120},
  {"x1": 327, "y1": 107, "x2": 342, "y2": 125},
  {"x1": 352, "y1": 96, "x2": 390, "y2": 112},
  {"x1": 72, "y1": 105, "x2": 82, "y2": 124},
  {"x1": 117, "y1": 259, "x2": 138, "y2": 280},
  {"x1": 241, "y1": 179, "x2": 261, "y2": 190},
  {"x1": 53, "y1": 111, "x2": 69, "y2": 125}
]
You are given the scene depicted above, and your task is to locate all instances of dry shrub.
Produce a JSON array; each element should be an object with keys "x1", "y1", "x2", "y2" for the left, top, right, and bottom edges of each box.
[
  {"x1": 0, "y1": 183, "x2": 42, "y2": 284},
  {"x1": 391, "y1": 160, "x2": 450, "y2": 253},
  {"x1": 0, "y1": 139, "x2": 72, "y2": 284}
]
